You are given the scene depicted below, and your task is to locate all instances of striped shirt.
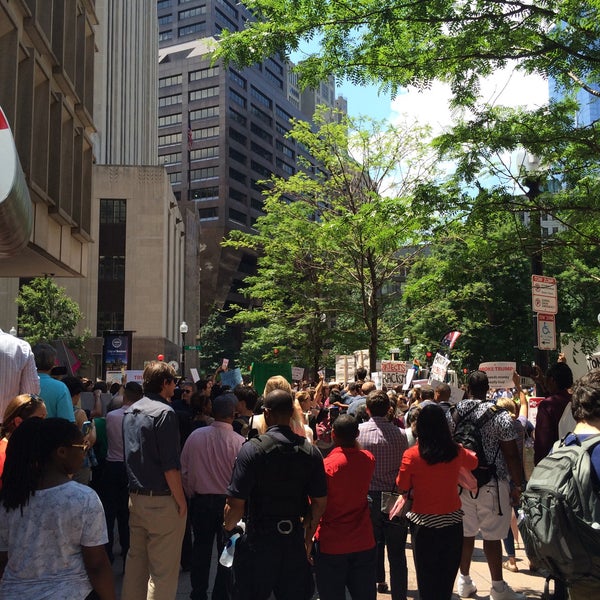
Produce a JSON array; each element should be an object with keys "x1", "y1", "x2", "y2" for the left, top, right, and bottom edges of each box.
[
  {"x1": 358, "y1": 416, "x2": 408, "y2": 492},
  {"x1": 408, "y1": 509, "x2": 463, "y2": 528},
  {"x1": 0, "y1": 331, "x2": 40, "y2": 419}
]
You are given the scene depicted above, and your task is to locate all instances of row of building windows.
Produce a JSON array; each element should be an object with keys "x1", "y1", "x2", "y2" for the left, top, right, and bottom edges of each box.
[
  {"x1": 179, "y1": 22, "x2": 206, "y2": 36},
  {"x1": 191, "y1": 166, "x2": 219, "y2": 180},
  {"x1": 191, "y1": 145, "x2": 219, "y2": 160},
  {"x1": 251, "y1": 141, "x2": 272, "y2": 162},
  {"x1": 192, "y1": 186, "x2": 219, "y2": 200},
  {"x1": 99, "y1": 256, "x2": 125, "y2": 280},
  {"x1": 192, "y1": 125, "x2": 220, "y2": 140},
  {"x1": 190, "y1": 105, "x2": 219, "y2": 120},
  {"x1": 100, "y1": 199, "x2": 126, "y2": 224},
  {"x1": 160, "y1": 151, "x2": 182, "y2": 165},
  {"x1": 251, "y1": 86, "x2": 272, "y2": 110},
  {"x1": 159, "y1": 113, "x2": 182, "y2": 127},
  {"x1": 216, "y1": 9, "x2": 238, "y2": 32},
  {"x1": 229, "y1": 146, "x2": 246, "y2": 164},
  {"x1": 179, "y1": 5, "x2": 206, "y2": 19},
  {"x1": 230, "y1": 70, "x2": 246, "y2": 89},
  {"x1": 251, "y1": 104, "x2": 271, "y2": 126},
  {"x1": 190, "y1": 66, "x2": 219, "y2": 81},
  {"x1": 159, "y1": 74, "x2": 183, "y2": 88},
  {"x1": 189, "y1": 86, "x2": 219, "y2": 101},
  {"x1": 159, "y1": 93, "x2": 181, "y2": 107},
  {"x1": 216, "y1": 0, "x2": 238, "y2": 20},
  {"x1": 250, "y1": 122, "x2": 272, "y2": 144},
  {"x1": 159, "y1": 132, "x2": 182, "y2": 146}
]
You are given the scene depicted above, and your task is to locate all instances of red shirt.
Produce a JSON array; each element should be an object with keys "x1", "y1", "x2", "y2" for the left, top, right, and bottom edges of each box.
[
  {"x1": 396, "y1": 444, "x2": 477, "y2": 515},
  {"x1": 316, "y1": 446, "x2": 375, "y2": 554}
]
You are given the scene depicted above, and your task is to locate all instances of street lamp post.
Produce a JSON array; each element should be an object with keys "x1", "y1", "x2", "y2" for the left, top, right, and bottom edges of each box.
[
  {"x1": 179, "y1": 321, "x2": 188, "y2": 379},
  {"x1": 403, "y1": 337, "x2": 411, "y2": 362}
]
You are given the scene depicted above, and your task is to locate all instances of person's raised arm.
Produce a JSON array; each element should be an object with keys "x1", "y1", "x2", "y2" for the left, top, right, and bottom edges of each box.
[{"x1": 512, "y1": 371, "x2": 528, "y2": 419}]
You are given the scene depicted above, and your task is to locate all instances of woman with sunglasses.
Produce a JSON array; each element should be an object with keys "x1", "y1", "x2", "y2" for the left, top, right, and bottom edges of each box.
[
  {"x1": 0, "y1": 417, "x2": 115, "y2": 599},
  {"x1": 0, "y1": 394, "x2": 47, "y2": 487}
]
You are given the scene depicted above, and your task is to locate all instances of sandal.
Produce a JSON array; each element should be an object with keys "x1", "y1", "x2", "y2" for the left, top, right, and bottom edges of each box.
[{"x1": 503, "y1": 560, "x2": 519, "y2": 572}]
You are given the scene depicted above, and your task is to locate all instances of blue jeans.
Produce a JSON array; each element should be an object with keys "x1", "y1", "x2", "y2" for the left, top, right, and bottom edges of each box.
[
  {"x1": 369, "y1": 491, "x2": 408, "y2": 600},
  {"x1": 315, "y1": 544, "x2": 376, "y2": 600},
  {"x1": 189, "y1": 494, "x2": 230, "y2": 600}
]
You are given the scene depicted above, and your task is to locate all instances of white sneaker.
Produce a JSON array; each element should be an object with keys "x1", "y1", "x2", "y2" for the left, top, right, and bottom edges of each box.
[
  {"x1": 457, "y1": 578, "x2": 477, "y2": 597},
  {"x1": 489, "y1": 582, "x2": 527, "y2": 600}
]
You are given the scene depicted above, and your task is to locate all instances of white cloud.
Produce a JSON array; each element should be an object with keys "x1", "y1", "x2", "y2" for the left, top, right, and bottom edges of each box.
[{"x1": 389, "y1": 67, "x2": 550, "y2": 136}]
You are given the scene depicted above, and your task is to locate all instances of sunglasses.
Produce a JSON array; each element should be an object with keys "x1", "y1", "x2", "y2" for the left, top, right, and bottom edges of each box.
[{"x1": 70, "y1": 441, "x2": 90, "y2": 451}]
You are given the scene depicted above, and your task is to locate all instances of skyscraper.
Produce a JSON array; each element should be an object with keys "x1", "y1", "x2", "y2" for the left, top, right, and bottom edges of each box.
[{"x1": 157, "y1": 0, "x2": 347, "y2": 346}]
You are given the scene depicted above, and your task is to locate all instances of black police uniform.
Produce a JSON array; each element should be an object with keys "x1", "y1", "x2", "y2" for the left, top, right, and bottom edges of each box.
[{"x1": 227, "y1": 424, "x2": 327, "y2": 600}]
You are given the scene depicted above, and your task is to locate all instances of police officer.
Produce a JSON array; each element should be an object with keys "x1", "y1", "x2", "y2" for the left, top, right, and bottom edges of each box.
[{"x1": 223, "y1": 388, "x2": 327, "y2": 600}]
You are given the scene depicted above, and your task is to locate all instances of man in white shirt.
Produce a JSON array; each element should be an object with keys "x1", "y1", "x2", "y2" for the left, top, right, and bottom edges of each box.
[{"x1": 0, "y1": 329, "x2": 39, "y2": 419}]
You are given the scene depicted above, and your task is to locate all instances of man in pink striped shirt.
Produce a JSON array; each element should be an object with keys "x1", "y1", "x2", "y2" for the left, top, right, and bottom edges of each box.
[{"x1": 181, "y1": 393, "x2": 244, "y2": 600}]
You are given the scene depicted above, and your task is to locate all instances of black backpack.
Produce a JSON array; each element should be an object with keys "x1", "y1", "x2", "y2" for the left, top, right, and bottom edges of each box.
[
  {"x1": 451, "y1": 402, "x2": 502, "y2": 488},
  {"x1": 518, "y1": 434, "x2": 600, "y2": 586}
]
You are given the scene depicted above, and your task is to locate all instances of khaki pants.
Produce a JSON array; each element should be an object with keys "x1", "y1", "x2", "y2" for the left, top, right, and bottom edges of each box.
[{"x1": 121, "y1": 493, "x2": 186, "y2": 600}]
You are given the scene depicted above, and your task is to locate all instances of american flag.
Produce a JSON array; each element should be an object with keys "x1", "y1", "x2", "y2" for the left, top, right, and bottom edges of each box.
[
  {"x1": 187, "y1": 120, "x2": 193, "y2": 151},
  {"x1": 440, "y1": 331, "x2": 461, "y2": 350}
]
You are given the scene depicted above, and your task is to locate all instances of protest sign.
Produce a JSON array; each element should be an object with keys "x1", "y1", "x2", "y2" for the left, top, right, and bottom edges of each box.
[
  {"x1": 291, "y1": 366, "x2": 305, "y2": 381},
  {"x1": 478, "y1": 361, "x2": 516, "y2": 388},
  {"x1": 220, "y1": 368, "x2": 243, "y2": 389},
  {"x1": 381, "y1": 361, "x2": 410, "y2": 387},
  {"x1": 430, "y1": 353, "x2": 451, "y2": 383}
]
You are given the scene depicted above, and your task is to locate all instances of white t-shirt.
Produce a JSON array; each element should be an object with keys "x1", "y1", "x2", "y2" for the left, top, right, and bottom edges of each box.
[{"x1": 0, "y1": 481, "x2": 108, "y2": 599}]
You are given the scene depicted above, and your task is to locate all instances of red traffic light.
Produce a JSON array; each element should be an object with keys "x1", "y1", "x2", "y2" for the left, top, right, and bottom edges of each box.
[{"x1": 157, "y1": 354, "x2": 164, "y2": 361}]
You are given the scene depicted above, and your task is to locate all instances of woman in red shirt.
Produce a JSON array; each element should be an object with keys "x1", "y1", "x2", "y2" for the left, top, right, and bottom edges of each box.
[{"x1": 396, "y1": 404, "x2": 477, "y2": 600}]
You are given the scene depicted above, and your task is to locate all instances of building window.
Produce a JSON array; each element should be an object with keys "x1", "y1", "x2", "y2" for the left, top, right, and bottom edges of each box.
[
  {"x1": 251, "y1": 86, "x2": 272, "y2": 110},
  {"x1": 199, "y1": 207, "x2": 218, "y2": 220},
  {"x1": 250, "y1": 122, "x2": 272, "y2": 143},
  {"x1": 229, "y1": 147, "x2": 247, "y2": 164},
  {"x1": 193, "y1": 126, "x2": 219, "y2": 139},
  {"x1": 229, "y1": 128, "x2": 247, "y2": 145},
  {"x1": 189, "y1": 66, "x2": 219, "y2": 81},
  {"x1": 275, "y1": 105, "x2": 293, "y2": 123},
  {"x1": 229, "y1": 208, "x2": 246, "y2": 224},
  {"x1": 99, "y1": 256, "x2": 126, "y2": 281},
  {"x1": 159, "y1": 94, "x2": 182, "y2": 107},
  {"x1": 229, "y1": 108, "x2": 247, "y2": 126},
  {"x1": 158, "y1": 15, "x2": 173, "y2": 26},
  {"x1": 191, "y1": 166, "x2": 219, "y2": 181},
  {"x1": 229, "y1": 168, "x2": 246, "y2": 183},
  {"x1": 159, "y1": 132, "x2": 183, "y2": 146},
  {"x1": 179, "y1": 22, "x2": 206, "y2": 36},
  {"x1": 179, "y1": 6, "x2": 206, "y2": 19},
  {"x1": 229, "y1": 70, "x2": 246, "y2": 89},
  {"x1": 190, "y1": 106, "x2": 219, "y2": 120},
  {"x1": 216, "y1": 0, "x2": 238, "y2": 20},
  {"x1": 191, "y1": 145, "x2": 219, "y2": 161},
  {"x1": 169, "y1": 171, "x2": 182, "y2": 183},
  {"x1": 191, "y1": 186, "x2": 219, "y2": 200},
  {"x1": 275, "y1": 122, "x2": 290, "y2": 137},
  {"x1": 276, "y1": 140, "x2": 295, "y2": 159},
  {"x1": 230, "y1": 187, "x2": 246, "y2": 203},
  {"x1": 265, "y1": 69, "x2": 283, "y2": 90},
  {"x1": 251, "y1": 142, "x2": 272, "y2": 162},
  {"x1": 216, "y1": 9, "x2": 238, "y2": 32},
  {"x1": 157, "y1": 0, "x2": 172, "y2": 9},
  {"x1": 251, "y1": 160, "x2": 272, "y2": 178},
  {"x1": 250, "y1": 104, "x2": 272, "y2": 126},
  {"x1": 159, "y1": 30, "x2": 173, "y2": 42},
  {"x1": 159, "y1": 113, "x2": 183, "y2": 127},
  {"x1": 229, "y1": 88, "x2": 246, "y2": 108},
  {"x1": 100, "y1": 199, "x2": 126, "y2": 224},
  {"x1": 159, "y1": 74, "x2": 182, "y2": 88},
  {"x1": 189, "y1": 86, "x2": 219, "y2": 101},
  {"x1": 160, "y1": 152, "x2": 182, "y2": 165},
  {"x1": 276, "y1": 158, "x2": 295, "y2": 175},
  {"x1": 251, "y1": 197, "x2": 264, "y2": 211}
]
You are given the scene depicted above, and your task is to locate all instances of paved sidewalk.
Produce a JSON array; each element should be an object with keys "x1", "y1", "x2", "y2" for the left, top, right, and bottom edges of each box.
[{"x1": 112, "y1": 533, "x2": 546, "y2": 599}]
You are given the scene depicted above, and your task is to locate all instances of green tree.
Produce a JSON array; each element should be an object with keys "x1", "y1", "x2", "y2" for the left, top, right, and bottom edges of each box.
[
  {"x1": 15, "y1": 276, "x2": 89, "y2": 349},
  {"x1": 225, "y1": 110, "x2": 435, "y2": 373}
]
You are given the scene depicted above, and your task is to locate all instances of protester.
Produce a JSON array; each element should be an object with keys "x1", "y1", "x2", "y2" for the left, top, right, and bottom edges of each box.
[
  {"x1": 32, "y1": 343, "x2": 74, "y2": 421},
  {"x1": 449, "y1": 371, "x2": 525, "y2": 600},
  {"x1": 534, "y1": 362, "x2": 574, "y2": 464},
  {"x1": 224, "y1": 389, "x2": 327, "y2": 600},
  {"x1": 397, "y1": 404, "x2": 477, "y2": 600},
  {"x1": 0, "y1": 394, "x2": 47, "y2": 484},
  {"x1": 0, "y1": 417, "x2": 114, "y2": 599},
  {"x1": 314, "y1": 414, "x2": 376, "y2": 600},
  {"x1": 358, "y1": 390, "x2": 409, "y2": 598},
  {"x1": 121, "y1": 361, "x2": 187, "y2": 600},
  {"x1": 0, "y1": 329, "x2": 40, "y2": 418},
  {"x1": 181, "y1": 393, "x2": 244, "y2": 600}
]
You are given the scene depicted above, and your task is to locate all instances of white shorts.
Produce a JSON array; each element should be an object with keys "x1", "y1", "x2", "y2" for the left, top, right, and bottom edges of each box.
[{"x1": 461, "y1": 478, "x2": 511, "y2": 540}]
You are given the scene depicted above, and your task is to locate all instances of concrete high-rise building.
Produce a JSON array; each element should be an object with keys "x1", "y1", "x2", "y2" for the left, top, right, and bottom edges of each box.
[
  {"x1": 157, "y1": 0, "x2": 347, "y2": 344},
  {"x1": 0, "y1": 0, "x2": 98, "y2": 324}
]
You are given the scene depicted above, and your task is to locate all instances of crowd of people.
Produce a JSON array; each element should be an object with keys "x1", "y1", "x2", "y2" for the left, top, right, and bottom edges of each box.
[{"x1": 0, "y1": 327, "x2": 598, "y2": 600}]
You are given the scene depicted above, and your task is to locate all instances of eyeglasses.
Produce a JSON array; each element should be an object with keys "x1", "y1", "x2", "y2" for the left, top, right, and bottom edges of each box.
[{"x1": 71, "y1": 441, "x2": 89, "y2": 451}]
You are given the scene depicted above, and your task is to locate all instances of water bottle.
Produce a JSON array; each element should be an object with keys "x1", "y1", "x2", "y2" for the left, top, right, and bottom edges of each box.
[{"x1": 219, "y1": 533, "x2": 240, "y2": 568}]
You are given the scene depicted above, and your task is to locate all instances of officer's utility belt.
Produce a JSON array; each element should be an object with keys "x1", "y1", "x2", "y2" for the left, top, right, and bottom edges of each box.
[{"x1": 248, "y1": 517, "x2": 302, "y2": 536}]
